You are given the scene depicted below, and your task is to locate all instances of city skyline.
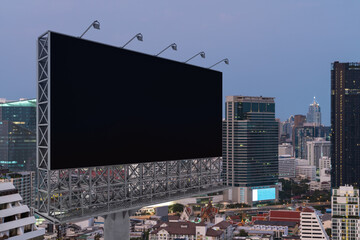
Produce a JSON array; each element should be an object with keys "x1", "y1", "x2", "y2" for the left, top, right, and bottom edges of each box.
[{"x1": 3, "y1": 1, "x2": 360, "y2": 125}]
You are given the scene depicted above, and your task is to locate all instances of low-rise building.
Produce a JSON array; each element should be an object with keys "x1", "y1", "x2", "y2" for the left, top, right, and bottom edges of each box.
[
  {"x1": 213, "y1": 220, "x2": 233, "y2": 239},
  {"x1": 300, "y1": 207, "x2": 329, "y2": 239},
  {"x1": 149, "y1": 221, "x2": 224, "y2": 240}
]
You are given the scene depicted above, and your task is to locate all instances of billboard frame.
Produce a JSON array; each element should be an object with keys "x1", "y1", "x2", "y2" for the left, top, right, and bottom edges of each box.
[{"x1": 36, "y1": 31, "x2": 225, "y2": 223}]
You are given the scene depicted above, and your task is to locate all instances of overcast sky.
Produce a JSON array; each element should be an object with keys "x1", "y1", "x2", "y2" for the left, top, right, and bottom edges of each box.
[{"x1": 1, "y1": 0, "x2": 360, "y2": 125}]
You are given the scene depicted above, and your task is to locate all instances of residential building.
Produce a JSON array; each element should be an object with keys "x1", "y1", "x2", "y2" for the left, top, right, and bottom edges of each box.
[
  {"x1": 300, "y1": 207, "x2": 328, "y2": 239},
  {"x1": 306, "y1": 97, "x2": 321, "y2": 126},
  {"x1": 332, "y1": 185, "x2": 360, "y2": 240},
  {"x1": 0, "y1": 182, "x2": 45, "y2": 239},
  {"x1": 223, "y1": 96, "x2": 278, "y2": 205},
  {"x1": 0, "y1": 171, "x2": 35, "y2": 207},
  {"x1": 0, "y1": 99, "x2": 36, "y2": 171},
  {"x1": 278, "y1": 155, "x2": 295, "y2": 179},
  {"x1": 331, "y1": 62, "x2": 360, "y2": 187}
]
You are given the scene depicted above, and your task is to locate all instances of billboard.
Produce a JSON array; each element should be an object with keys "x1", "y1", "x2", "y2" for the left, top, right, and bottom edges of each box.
[
  {"x1": 252, "y1": 188, "x2": 276, "y2": 201},
  {"x1": 47, "y1": 32, "x2": 222, "y2": 170}
]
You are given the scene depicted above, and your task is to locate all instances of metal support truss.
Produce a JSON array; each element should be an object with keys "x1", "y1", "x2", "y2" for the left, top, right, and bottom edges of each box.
[{"x1": 36, "y1": 31, "x2": 226, "y2": 223}]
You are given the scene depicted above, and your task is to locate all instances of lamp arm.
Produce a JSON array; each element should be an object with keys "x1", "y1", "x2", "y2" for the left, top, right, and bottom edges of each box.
[{"x1": 79, "y1": 23, "x2": 94, "y2": 38}]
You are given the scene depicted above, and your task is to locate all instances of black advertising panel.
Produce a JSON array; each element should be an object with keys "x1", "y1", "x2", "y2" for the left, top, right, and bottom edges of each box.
[{"x1": 49, "y1": 32, "x2": 222, "y2": 170}]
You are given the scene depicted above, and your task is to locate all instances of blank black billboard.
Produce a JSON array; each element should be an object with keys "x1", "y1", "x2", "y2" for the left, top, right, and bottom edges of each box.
[{"x1": 49, "y1": 32, "x2": 222, "y2": 170}]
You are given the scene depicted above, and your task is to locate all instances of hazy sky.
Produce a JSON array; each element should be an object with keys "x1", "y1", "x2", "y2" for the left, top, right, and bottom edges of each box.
[{"x1": 1, "y1": 0, "x2": 360, "y2": 125}]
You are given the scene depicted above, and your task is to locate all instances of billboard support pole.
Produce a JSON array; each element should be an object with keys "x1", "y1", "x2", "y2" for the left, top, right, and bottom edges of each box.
[{"x1": 103, "y1": 210, "x2": 137, "y2": 240}]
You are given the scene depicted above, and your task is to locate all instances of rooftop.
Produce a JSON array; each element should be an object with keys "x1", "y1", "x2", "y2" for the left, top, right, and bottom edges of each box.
[
  {"x1": 253, "y1": 220, "x2": 297, "y2": 227},
  {"x1": 0, "y1": 99, "x2": 36, "y2": 108},
  {"x1": 226, "y1": 96, "x2": 275, "y2": 103}
]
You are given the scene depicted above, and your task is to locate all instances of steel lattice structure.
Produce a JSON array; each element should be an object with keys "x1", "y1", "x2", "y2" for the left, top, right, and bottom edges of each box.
[{"x1": 36, "y1": 31, "x2": 225, "y2": 223}]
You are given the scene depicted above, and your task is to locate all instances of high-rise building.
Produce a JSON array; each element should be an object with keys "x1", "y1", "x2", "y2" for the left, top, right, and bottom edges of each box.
[
  {"x1": 307, "y1": 97, "x2": 321, "y2": 126},
  {"x1": 294, "y1": 125, "x2": 330, "y2": 159},
  {"x1": 280, "y1": 115, "x2": 294, "y2": 144},
  {"x1": 306, "y1": 138, "x2": 330, "y2": 168},
  {"x1": 0, "y1": 99, "x2": 36, "y2": 171},
  {"x1": 223, "y1": 96, "x2": 278, "y2": 205},
  {"x1": 331, "y1": 62, "x2": 360, "y2": 188},
  {"x1": 332, "y1": 185, "x2": 360, "y2": 240}
]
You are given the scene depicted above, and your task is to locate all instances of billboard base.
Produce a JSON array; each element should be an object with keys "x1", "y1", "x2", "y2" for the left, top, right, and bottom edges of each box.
[{"x1": 36, "y1": 157, "x2": 226, "y2": 223}]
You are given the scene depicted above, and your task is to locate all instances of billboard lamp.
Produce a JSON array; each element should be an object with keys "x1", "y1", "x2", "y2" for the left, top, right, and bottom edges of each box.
[
  {"x1": 123, "y1": 33, "x2": 143, "y2": 48},
  {"x1": 156, "y1": 43, "x2": 177, "y2": 56},
  {"x1": 185, "y1": 51, "x2": 205, "y2": 63},
  {"x1": 209, "y1": 58, "x2": 229, "y2": 69},
  {"x1": 80, "y1": 20, "x2": 100, "y2": 38}
]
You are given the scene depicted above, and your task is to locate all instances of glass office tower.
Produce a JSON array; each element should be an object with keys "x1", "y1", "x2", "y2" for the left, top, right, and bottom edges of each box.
[
  {"x1": 331, "y1": 62, "x2": 360, "y2": 188},
  {"x1": 307, "y1": 97, "x2": 321, "y2": 126},
  {"x1": 0, "y1": 99, "x2": 36, "y2": 171},
  {"x1": 223, "y1": 96, "x2": 279, "y2": 205}
]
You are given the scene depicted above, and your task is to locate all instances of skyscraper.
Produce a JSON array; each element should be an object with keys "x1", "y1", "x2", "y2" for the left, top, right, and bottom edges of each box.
[
  {"x1": 223, "y1": 96, "x2": 278, "y2": 205},
  {"x1": 331, "y1": 62, "x2": 360, "y2": 188},
  {"x1": 0, "y1": 99, "x2": 36, "y2": 171},
  {"x1": 307, "y1": 97, "x2": 321, "y2": 126}
]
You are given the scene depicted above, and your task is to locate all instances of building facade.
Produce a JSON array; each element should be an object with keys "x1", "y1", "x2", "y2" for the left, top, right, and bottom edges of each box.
[
  {"x1": 295, "y1": 165, "x2": 316, "y2": 181},
  {"x1": 332, "y1": 185, "x2": 360, "y2": 240},
  {"x1": 279, "y1": 143, "x2": 293, "y2": 156},
  {"x1": 0, "y1": 99, "x2": 36, "y2": 171},
  {"x1": 300, "y1": 208, "x2": 328, "y2": 240},
  {"x1": 306, "y1": 97, "x2": 321, "y2": 126},
  {"x1": 0, "y1": 182, "x2": 44, "y2": 239},
  {"x1": 278, "y1": 155, "x2": 295, "y2": 179},
  {"x1": 0, "y1": 171, "x2": 35, "y2": 207},
  {"x1": 319, "y1": 156, "x2": 331, "y2": 171},
  {"x1": 223, "y1": 96, "x2": 278, "y2": 204},
  {"x1": 331, "y1": 62, "x2": 360, "y2": 188}
]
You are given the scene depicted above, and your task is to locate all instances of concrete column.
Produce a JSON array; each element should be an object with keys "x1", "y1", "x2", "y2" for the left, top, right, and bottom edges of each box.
[{"x1": 104, "y1": 211, "x2": 130, "y2": 240}]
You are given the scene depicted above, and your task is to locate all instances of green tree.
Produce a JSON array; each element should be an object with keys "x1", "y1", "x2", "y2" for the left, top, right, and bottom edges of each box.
[
  {"x1": 169, "y1": 203, "x2": 184, "y2": 213},
  {"x1": 238, "y1": 229, "x2": 248, "y2": 236},
  {"x1": 325, "y1": 228, "x2": 331, "y2": 237}
]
